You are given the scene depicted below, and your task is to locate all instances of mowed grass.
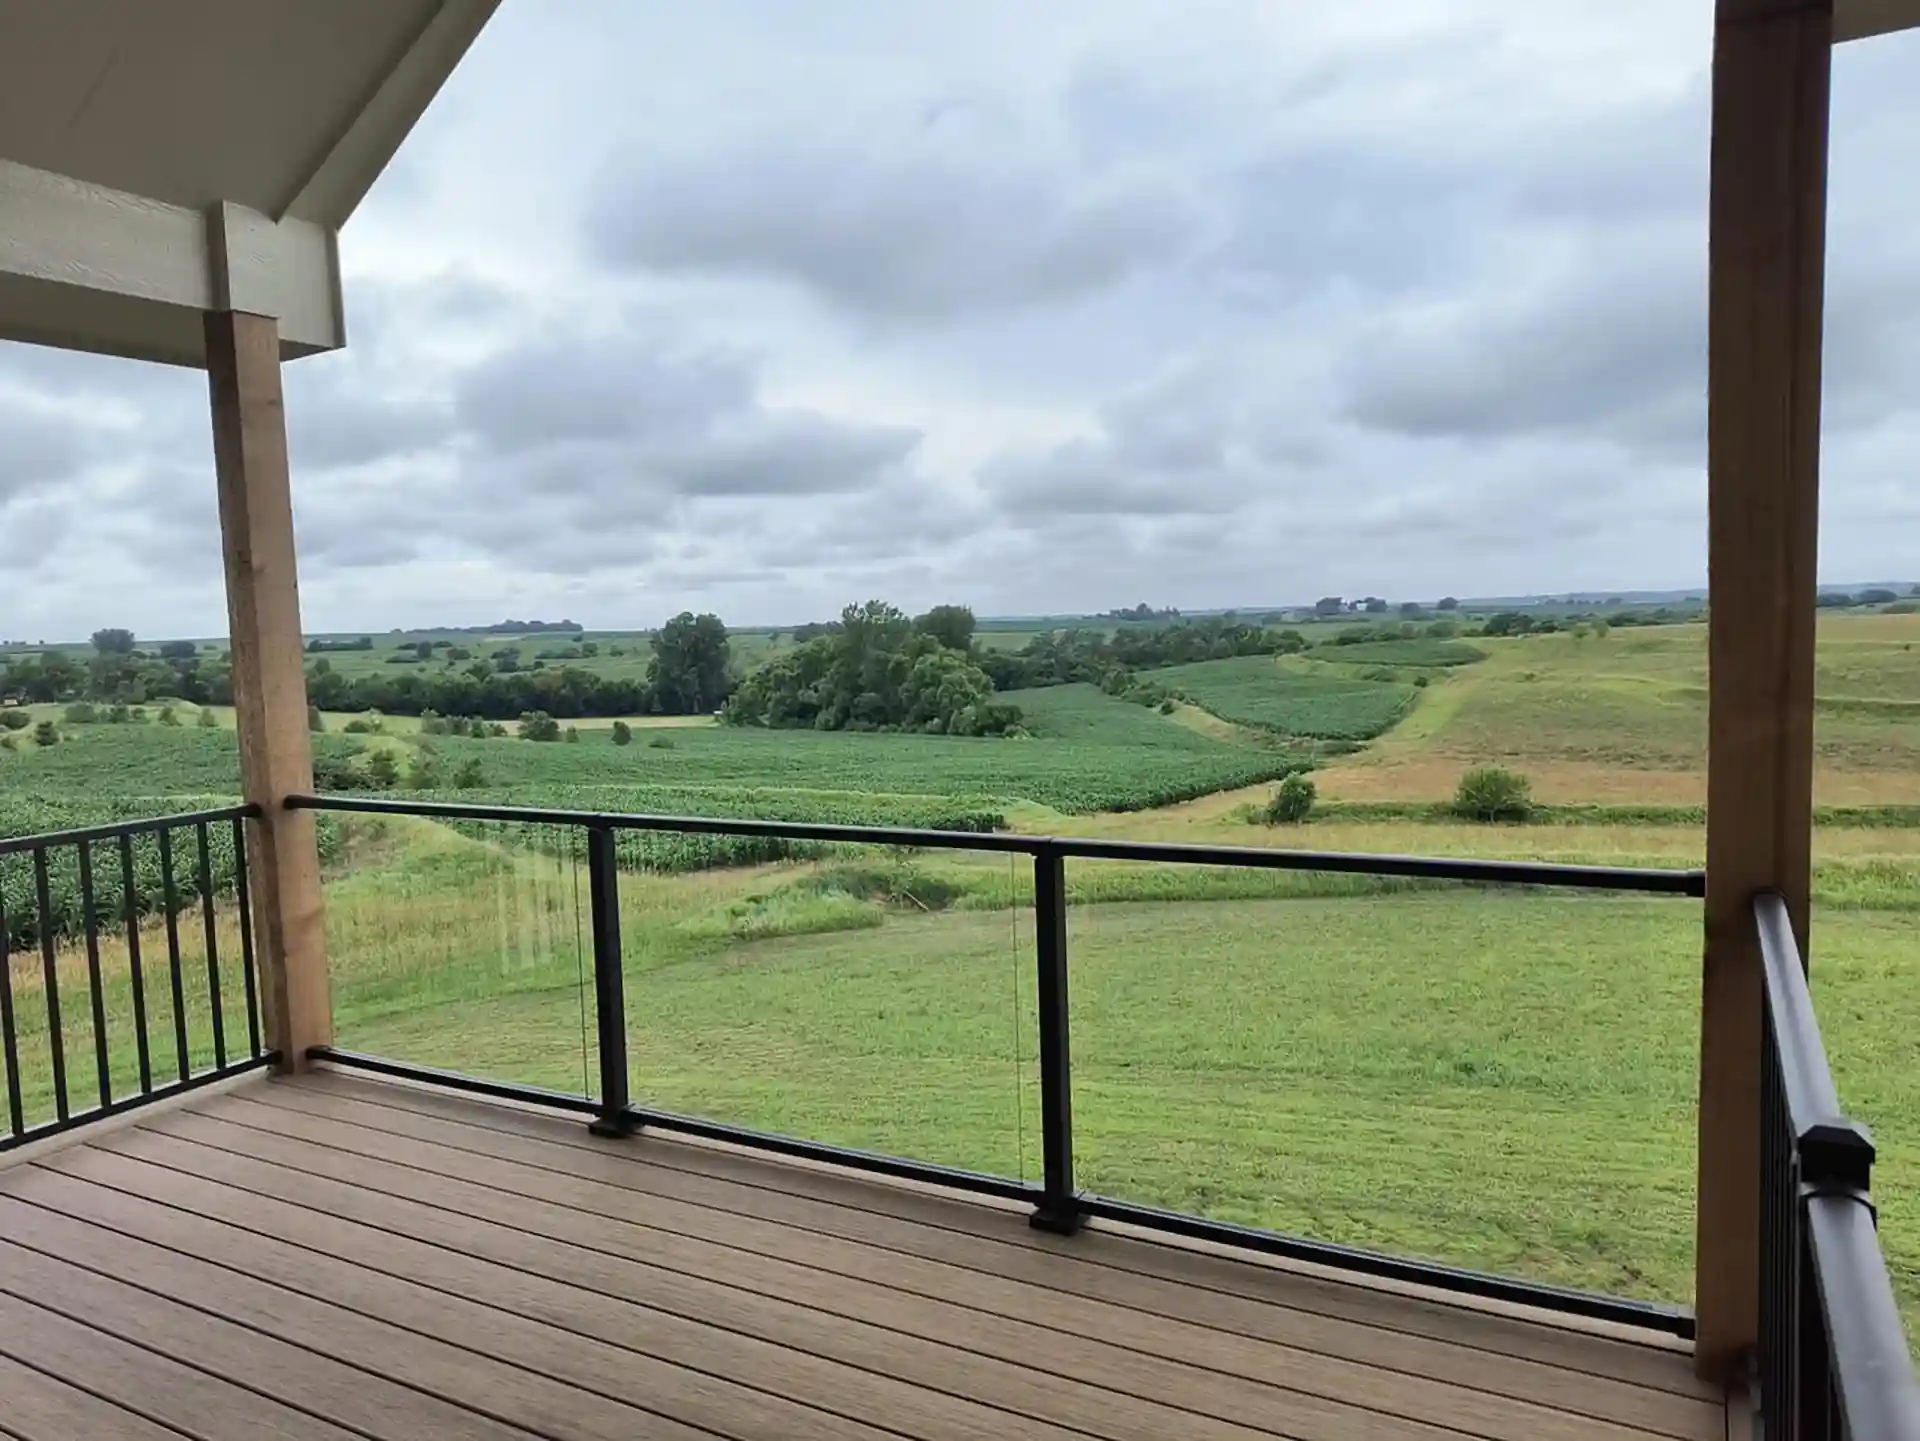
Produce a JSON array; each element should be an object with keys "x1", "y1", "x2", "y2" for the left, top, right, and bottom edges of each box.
[
  {"x1": 1318, "y1": 614, "x2": 1920, "y2": 805},
  {"x1": 310, "y1": 821, "x2": 1919, "y2": 1318}
]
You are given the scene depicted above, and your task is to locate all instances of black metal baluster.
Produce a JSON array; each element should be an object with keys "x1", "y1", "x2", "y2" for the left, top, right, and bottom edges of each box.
[
  {"x1": 78, "y1": 841, "x2": 111, "y2": 1109},
  {"x1": 0, "y1": 871, "x2": 23, "y2": 1137},
  {"x1": 159, "y1": 827, "x2": 189, "y2": 1080},
  {"x1": 119, "y1": 833, "x2": 151, "y2": 1093},
  {"x1": 32, "y1": 848, "x2": 68, "y2": 1122},
  {"x1": 586, "y1": 826, "x2": 636, "y2": 1138},
  {"x1": 232, "y1": 817, "x2": 260, "y2": 1058},
  {"x1": 1030, "y1": 844, "x2": 1082, "y2": 1234},
  {"x1": 196, "y1": 823, "x2": 227, "y2": 1069}
]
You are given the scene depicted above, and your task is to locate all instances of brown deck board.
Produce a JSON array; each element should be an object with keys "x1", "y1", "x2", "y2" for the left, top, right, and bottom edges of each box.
[
  {"x1": 0, "y1": 1071, "x2": 1726, "y2": 1441},
  {"x1": 292, "y1": 1070, "x2": 1714, "y2": 1397}
]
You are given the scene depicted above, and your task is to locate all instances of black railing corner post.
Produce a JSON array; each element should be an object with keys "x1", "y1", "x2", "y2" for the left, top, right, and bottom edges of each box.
[
  {"x1": 585, "y1": 826, "x2": 638, "y2": 1139},
  {"x1": 1030, "y1": 844, "x2": 1083, "y2": 1235}
]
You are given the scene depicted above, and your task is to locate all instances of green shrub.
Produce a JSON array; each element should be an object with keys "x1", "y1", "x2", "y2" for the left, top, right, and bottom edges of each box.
[
  {"x1": 564, "y1": 726, "x2": 581, "y2": 744},
  {"x1": 1157, "y1": 698, "x2": 1177, "y2": 714},
  {"x1": 366, "y1": 750, "x2": 400, "y2": 789},
  {"x1": 198, "y1": 707, "x2": 219, "y2": 728},
  {"x1": 611, "y1": 721, "x2": 633, "y2": 746},
  {"x1": 106, "y1": 704, "x2": 131, "y2": 724},
  {"x1": 1453, "y1": 766, "x2": 1533, "y2": 822},
  {"x1": 648, "y1": 734, "x2": 675, "y2": 750},
  {"x1": 32, "y1": 721, "x2": 59, "y2": 747},
  {"x1": 452, "y1": 758, "x2": 485, "y2": 788},
  {"x1": 308, "y1": 705, "x2": 325, "y2": 732},
  {"x1": 0, "y1": 710, "x2": 31, "y2": 731},
  {"x1": 1265, "y1": 773, "x2": 1317, "y2": 824},
  {"x1": 519, "y1": 711, "x2": 561, "y2": 742},
  {"x1": 63, "y1": 702, "x2": 99, "y2": 723},
  {"x1": 158, "y1": 705, "x2": 180, "y2": 726}
]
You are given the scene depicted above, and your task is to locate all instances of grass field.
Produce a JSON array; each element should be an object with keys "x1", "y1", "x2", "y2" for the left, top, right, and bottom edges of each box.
[{"x1": 5, "y1": 610, "x2": 1920, "y2": 1342}]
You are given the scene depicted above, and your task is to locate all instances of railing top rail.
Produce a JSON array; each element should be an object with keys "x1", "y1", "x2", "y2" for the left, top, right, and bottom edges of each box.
[
  {"x1": 286, "y1": 792, "x2": 1705, "y2": 896},
  {"x1": 0, "y1": 803, "x2": 259, "y2": 858},
  {"x1": 1754, "y1": 890, "x2": 1851, "y2": 1138},
  {"x1": 1806, "y1": 1194, "x2": 1920, "y2": 1440}
]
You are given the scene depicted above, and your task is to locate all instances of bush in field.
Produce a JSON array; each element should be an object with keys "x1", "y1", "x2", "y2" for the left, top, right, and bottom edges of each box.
[
  {"x1": 158, "y1": 705, "x2": 180, "y2": 726},
  {"x1": 64, "y1": 702, "x2": 98, "y2": 723},
  {"x1": 0, "y1": 735, "x2": 15, "y2": 753},
  {"x1": 611, "y1": 721, "x2": 633, "y2": 746},
  {"x1": 1265, "y1": 773, "x2": 1317, "y2": 824},
  {"x1": 366, "y1": 750, "x2": 400, "y2": 789},
  {"x1": 564, "y1": 726, "x2": 581, "y2": 743},
  {"x1": 1453, "y1": 767, "x2": 1533, "y2": 823},
  {"x1": 198, "y1": 707, "x2": 219, "y2": 728},
  {"x1": 32, "y1": 721, "x2": 59, "y2": 747},
  {"x1": 519, "y1": 711, "x2": 561, "y2": 742},
  {"x1": 453, "y1": 758, "x2": 485, "y2": 788},
  {"x1": 308, "y1": 705, "x2": 324, "y2": 732},
  {"x1": 106, "y1": 704, "x2": 131, "y2": 723},
  {"x1": 1, "y1": 710, "x2": 31, "y2": 731},
  {"x1": 648, "y1": 734, "x2": 675, "y2": 750}
]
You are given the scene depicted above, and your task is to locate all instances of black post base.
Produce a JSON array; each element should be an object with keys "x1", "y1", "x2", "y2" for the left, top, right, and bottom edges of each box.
[
  {"x1": 589, "y1": 1112, "x2": 641, "y2": 1139},
  {"x1": 1029, "y1": 1203, "x2": 1086, "y2": 1236}
]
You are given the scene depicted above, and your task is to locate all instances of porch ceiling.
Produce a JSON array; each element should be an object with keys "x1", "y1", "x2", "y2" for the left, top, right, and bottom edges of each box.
[{"x1": 0, "y1": 0, "x2": 497, "y2": 367}]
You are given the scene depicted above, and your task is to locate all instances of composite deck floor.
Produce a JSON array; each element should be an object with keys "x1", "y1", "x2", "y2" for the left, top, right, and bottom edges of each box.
[{"x1": 0, "y1": 1070, "x2": 1729, "y2": 1441}]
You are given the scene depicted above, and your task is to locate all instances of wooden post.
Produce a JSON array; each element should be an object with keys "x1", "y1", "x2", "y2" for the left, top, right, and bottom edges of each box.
[
  {"x1": 1697, "y1": 0, "x2": 1831, "y2": 1381},
  {"x1": 206, "y1": 310, "x2": 331, "y2": 1068}
]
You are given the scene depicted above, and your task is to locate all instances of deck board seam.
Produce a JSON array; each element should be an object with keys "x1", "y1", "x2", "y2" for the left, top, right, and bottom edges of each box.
[
  {"x1": 12, "y1": 1162, "x2": 1209, "y2": 1441},
  {"x1": 0, "y1": 1340, "x2": 214, "y2": 1441},
  {"x1": 0, "y1": 1280, "x2": 396, "y2": 1441},
  {"x1": 122, "y1": 1110, "x2": 1711, "y2": 1441},
  {"x1": 279, "y1": 1075, "x2": 1702, "y2": 1365},
  {"x1": 226, "y1": 1089, "x2": 1713, "y2": 1408}
]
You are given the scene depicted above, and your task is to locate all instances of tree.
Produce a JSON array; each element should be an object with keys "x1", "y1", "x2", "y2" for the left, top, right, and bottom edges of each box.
[
  {"x1": 1363, "y1": 597, "x2": 1389, "y2": 614},
  {"x1": 1436, "y1": 597, "x2": 1460, "y2": 612},
  {"x1": 1398, "y1": 601, "x2": 1424, "y2": 617},
  {"x1": 157, "y1": 639, "x2": 198, "y2": 660},
  {"x1": 519, "y1": 710, "x2": 561, "y2": 742},
  {"x1": 1453, "y1": 767, "x2": 1532, "y2": 822},
  {"x1": 91, "y1": 628, "x2": 136, "y2": 655},
  {"x1": 648, "y1": 612, "x2": 733, "y2": 714},
  {"x1": 366, "y1": 750, "x2": 400, "y2": 789},
  {"x1": 1265, "y1": 773, "x2": 1316, "y2": 824},
  {"x1": 453, "y1": 758, "x2": 485, "y2": 788},
  {"x1": 914, "y1": 605, "x2": 976, "y2": 653},
  {"x1": 1313, "y1": 597, "x2": 1344, "y2": 617},
  {"x1": 611, "y1": 721, "x2": 633, "y2": 746},
  {"x1": 1859, "y1": 588, "x2": 1900, "y2": 605},
  {"x1": 32, "y1": 720, "x2": 59, "y2": 747}
]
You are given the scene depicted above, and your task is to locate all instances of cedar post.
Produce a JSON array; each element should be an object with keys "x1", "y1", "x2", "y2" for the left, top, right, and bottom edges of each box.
[
  {"x1": 206, "y1": 310, "x2": 332, "y2": 1068},
  {"x1": 1697, "y1": 0, "x2": 1831, "y2": 1380}
]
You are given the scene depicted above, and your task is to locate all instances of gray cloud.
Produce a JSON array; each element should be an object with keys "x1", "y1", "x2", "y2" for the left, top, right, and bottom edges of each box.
[{"x1": 588, "y1": 125, "x2": 1199, "y2": 319}]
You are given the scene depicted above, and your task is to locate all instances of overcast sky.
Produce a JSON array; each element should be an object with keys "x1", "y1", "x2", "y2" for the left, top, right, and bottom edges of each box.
[{"x1": 3, "y1": 2, "x2": 1918, "y2": 640}]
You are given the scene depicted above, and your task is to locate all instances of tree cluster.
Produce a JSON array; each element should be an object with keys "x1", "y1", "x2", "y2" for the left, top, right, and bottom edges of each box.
[
  {"x1": 979, "y1": 615, "x2": 1306, "y2": 692},
  {"x1": 725, "y1": 601, "x2": 1021, "y2": 736}
]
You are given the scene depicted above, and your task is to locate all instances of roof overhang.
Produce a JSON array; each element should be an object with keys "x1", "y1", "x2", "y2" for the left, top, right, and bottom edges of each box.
[
  {"x1": 1837, "y1": 0, "x2": 1920, "y2": 42},
  {"x1": 0, "y1": 0, "x2": 497, "y2": 367}
]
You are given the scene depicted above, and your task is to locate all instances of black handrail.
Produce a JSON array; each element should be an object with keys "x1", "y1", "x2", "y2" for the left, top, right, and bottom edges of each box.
[
  {"x1": 1755, "y1": 890, "x2": 1920, "y2": 1440},
  {"x1": 294, "y1": 789, "x2": 1702, "y2": 1335},
  {"x1": 287, "y1": 792, "x2": 1706, "y2": 894},
  {"x1": 0, "y1": 806, "x2": 276, "y2": 1154}
]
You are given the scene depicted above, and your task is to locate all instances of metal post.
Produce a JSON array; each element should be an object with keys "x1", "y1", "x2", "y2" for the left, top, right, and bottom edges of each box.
[
  {"x1": 1031, "y1": 845, "x2": 1082, "y2": 1234},
  {"x1": 586, "y1": 827, "x2": 636, "y2": 1138}
]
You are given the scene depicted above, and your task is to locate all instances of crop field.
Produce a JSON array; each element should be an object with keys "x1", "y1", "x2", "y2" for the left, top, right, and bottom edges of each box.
[
  {"x1": 1153, "y1": 656, "x2": 1419, "y2": 740},
  {"x1": 6, "y1": 610, "x2": 1920, "y2": 1342},
  {"x1": 1318, "y1": 614, "x2": 1920, "y2": 805}
]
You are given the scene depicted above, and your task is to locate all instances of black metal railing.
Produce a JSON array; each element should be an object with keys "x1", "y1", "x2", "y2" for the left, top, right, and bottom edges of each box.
[
  {"x1": 1756, "y1": 891, "x2": 1920, "y2": 1440},
  {"x1": 0, "y1": 806, "x2": 276, "y2": 1153},
  {"x1": 291, "y1": 791, "x2": 1704, "y2": 1332}
]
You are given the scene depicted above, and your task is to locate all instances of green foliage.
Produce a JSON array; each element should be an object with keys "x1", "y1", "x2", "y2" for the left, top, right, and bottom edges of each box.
[
  {"x1": 1453, "y1": 767, "x2": 1534, "y2": 822},
  {"x1": 914, "y1": 604, "x2": 976, "y2": 652},
  {"x1": 1315, "y1": 639, "x2": 1484, "y2": 667},
  {"x1": 726, "y1": 600, "x2": 1020, "y2": 737},
  {"x1": 308, "y1": 705, "x2": 324, "y2": 732},
  {"x1": 518, "y1": 711, "x2": 560, "y2": 742},
  {"x1": 64, "y1": 702, "x2": 99, "y2": 723},
  {"x1": 198, "y1": 707, "x2": 219, "y2": 728},
  {"x1": 1153, "y1": 657, "x2": 1417, "y2": 740},
  {"x1": 158, "y1": 705, "x2": 180, "y2": 726},
  {"x1": 342, "y1": 714, "x2": 383, "y2": 735},
  {"x1": 647, "y1": 734, "x2": 675, "y2": 750},
  {"x1": 452, "y1": 758, "x2": 486, "y2": 789},
  {"x1": 564, "y1": 726, "x2": 581, "y2": 743},
  {"x1": 90, "y1": 628, "x2": 136, "y2": 655},
  {"x1": 366, "y1": 750, "x2": 401, "y2": 789},
  {"x1": 1265, "y1": 773, "x2": 1317, "y2": 824},
  {"x1": 0, "y1": 710, "x2": 30, "y2": 731},
  {"x1": 611, "y1": 721, "x2": 633, "y2": 746},
  {"x1": 648, "y1": 611, "x2": 733, "y2": 714},
  {"x1": 32, "y1": 721, "x2": 58, "y2": 747}
]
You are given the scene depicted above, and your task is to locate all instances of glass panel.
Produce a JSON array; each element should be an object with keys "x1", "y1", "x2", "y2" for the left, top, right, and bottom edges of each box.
[
  {"x1": 623, "y1": 835, "x2": 1039, "y2": 1182},
  {"x1": 326, "y1": 814, "x2": 592, "y2": 1098},
  {"x1": 1066, "y1": 860, "x2": 1700, "y2": 1309}
]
